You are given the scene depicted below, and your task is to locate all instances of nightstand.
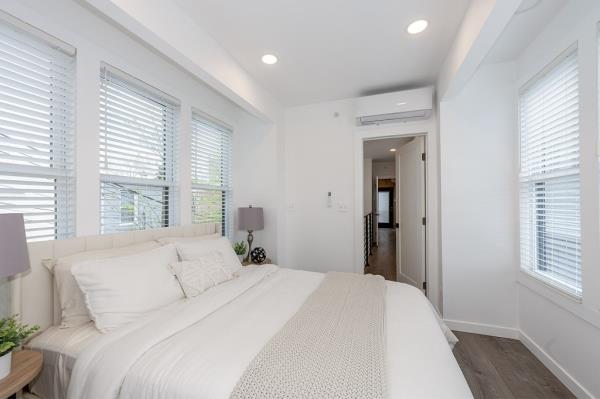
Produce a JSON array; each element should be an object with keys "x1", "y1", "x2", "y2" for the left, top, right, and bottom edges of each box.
[
  {"x1": 242, "y1": 258, "x2": 272, "y2": 266},
  {"x1": 0, "y1": 350, "x2": 42, "y2": 399}
]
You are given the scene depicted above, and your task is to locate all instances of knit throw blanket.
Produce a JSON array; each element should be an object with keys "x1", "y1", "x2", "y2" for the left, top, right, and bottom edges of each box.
[{"x1": 230, "y1": 272, "x2": 386, "y2": 399}]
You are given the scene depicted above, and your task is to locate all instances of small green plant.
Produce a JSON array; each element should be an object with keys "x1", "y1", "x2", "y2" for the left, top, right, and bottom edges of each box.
[
  {"x1": 0, "y1": 315, "x2": 39, "y2": 356},
  {"x1": 233, "y1": 241, "x2": 247, "y2": 256}
]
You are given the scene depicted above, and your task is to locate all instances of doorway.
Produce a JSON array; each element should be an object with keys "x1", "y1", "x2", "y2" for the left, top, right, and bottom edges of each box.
[
  {"x1": 377, "y1": 187, "x2": 393, "y2": 228},
  {"x1": 362, "y1": 136, "x2": 426, "y2": 292}
]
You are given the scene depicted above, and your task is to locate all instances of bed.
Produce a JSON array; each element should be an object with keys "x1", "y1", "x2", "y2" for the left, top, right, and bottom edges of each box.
[{"x1": 17, "y1": 224, "x2": 472, "y2": 399}]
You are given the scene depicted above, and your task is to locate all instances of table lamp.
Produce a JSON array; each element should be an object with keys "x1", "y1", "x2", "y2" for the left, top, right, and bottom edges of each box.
[
  {"x1": 238, "y1": 206, "x2": 264, "y2": 263},
  {"x1": 0, "y1": 214, "x2": 30, "y2": 279}
]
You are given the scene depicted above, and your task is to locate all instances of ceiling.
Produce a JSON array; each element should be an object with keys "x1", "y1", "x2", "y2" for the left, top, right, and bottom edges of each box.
[
  {"x1": 364, "y1": 137, "x2": 413, "y2": 161},
  {"x1": 485, "y1": 0, "x2": 569, "y2": 64},
  {"x1": 174, "y1": 0, "x2": 471, "y2": 106}
]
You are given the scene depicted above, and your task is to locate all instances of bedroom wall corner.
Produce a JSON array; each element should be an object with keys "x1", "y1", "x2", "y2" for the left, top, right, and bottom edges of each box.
[
  {"x1": 439, "y1": 61, "x2": 519, "y2": 333},
  {"x1": 232, "y1": 111, "x2": 283, "y2": 263}
]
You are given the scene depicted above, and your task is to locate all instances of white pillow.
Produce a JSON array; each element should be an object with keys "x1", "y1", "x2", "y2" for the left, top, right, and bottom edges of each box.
[
  {"x1": 157, "y1": 233, "x2": 221, "y2": 245},
  {"x1": 175, "y1": 237, "x2": 242, "y2": 275},
  {"x1": 170, "y1": 251, "x2": 234, "y2": 298},
  {"x1": 44, "y1": 241, "x2": 161, "y2": 328},
  {"x1": 71, "y1": 244, "x2": 182, "y2": 333}
]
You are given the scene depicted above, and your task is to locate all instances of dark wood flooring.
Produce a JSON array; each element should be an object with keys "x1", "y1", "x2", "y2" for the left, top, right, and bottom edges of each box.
[
  {"x1": 453, "y1": 331, "x2": 575, "y2": 399},
  {"x1": 364, "y1": 227, "x2": 396, "y2": 281}
]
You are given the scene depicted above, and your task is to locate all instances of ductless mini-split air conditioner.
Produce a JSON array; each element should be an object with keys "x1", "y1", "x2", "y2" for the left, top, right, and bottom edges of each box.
[{"x1": 355, "y1": 87, "x2": 433, "y2": 126}]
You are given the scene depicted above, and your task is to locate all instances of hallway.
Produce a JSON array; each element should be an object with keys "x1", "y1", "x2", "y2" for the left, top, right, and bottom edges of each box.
[{"x1": 364, "y1": 227, "x2": 396, "y2": 281}]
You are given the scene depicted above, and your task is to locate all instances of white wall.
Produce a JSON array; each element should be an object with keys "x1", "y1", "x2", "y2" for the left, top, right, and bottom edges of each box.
[
  {"x1": 283, "y1": 100, "x2": 356, "y2": 272},
  {"x1": 283, "y1": 98, "x2": 443, "y2": 309},
  {"x1": 0, "y1": 0, "x2": 280, "y2": 250},
  {"x1": 363, "y1": 158, "x2": 373, "y2": 216},
  {"x1": 232, "y1": 113, "x2": 281, "y2": 261},
  {"x1": 513, "y1": 1, "x2": 600, "y2": 396},
  {"x1": 372, "y1": 161, "x2": 395, "y2": 179},
  {"x1": 439, "y1": 61, "x2": 519, "y2": 335}
]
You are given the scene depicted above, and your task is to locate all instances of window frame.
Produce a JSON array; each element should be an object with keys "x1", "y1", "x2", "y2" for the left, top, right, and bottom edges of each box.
[
  {"x1": 0, "y1": 17, "x2": 76, "y2": 242},
  {"x1": 518, "y1": 44, "x2": 582, "y2": 299},
  {"x1": 190, "y1": 110, "x2": 233, "y2": 237},
  {"x1": 98, "y1": 64, "x2": 179, "y2": 234}
]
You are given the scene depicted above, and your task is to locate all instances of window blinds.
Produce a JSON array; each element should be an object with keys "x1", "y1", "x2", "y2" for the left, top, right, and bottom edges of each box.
[
  {"x1": 519, "y1": 47, "x2": 581, "y2": 297},
  {"x1": 99, "y1": 66, "x2": 178, "y2": 233},
  {"x1": 190, "y1": 112, "x2": 232, "y2": 236},
  {"x1": 0, "y1": 20, "x2": 75, "y2": 241}
]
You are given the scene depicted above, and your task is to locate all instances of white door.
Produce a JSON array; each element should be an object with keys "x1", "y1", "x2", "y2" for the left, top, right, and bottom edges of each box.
[
  {"x1": 378, "y1": 191, "x2": 390, "y2": 223},
  {"x1": 373, "y1": 177, "x2": 379, "y2": 246},
  {"x1": 399, "y1": 137, "x2": 426, "y2": 293}
]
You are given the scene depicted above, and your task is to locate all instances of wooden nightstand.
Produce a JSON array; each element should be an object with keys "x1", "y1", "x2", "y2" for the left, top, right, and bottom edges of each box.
[
  {"x1": 0, "y1": 350, "x2": 42, "y2": 399},
  {"x1": 242, "y1": 258, "x2": 272, "y2": 266}
]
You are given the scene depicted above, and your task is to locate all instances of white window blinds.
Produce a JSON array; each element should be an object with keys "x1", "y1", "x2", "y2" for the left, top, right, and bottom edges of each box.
[
  {"x1": 0, "y1": 20, "x2": 75, "y2": 241},
  {"x1": 99, "y1": 66, "x2": 178, "y2": 233},
  {"x1": 190, "y1": 112, "x2": 232, "y2": 236},
  {"x1": 519, "y1": 47, "x2": 581, "y2": 297}
]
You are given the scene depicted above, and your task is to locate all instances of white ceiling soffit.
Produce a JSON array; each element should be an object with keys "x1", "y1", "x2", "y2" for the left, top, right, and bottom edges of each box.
[
  {"x1": 485, "y1": 0, "x2": 569, "y2": 64},
  {"x1": 364, "y1": 137, "x2": 413, "y2": 161},
  {"x1": 82, "y1": 0, "x2": 282, "y2": 122},
  {"x1": 174, "y1": 0, "x2": 471, "y2": 107},
  {"x1": 437, "y1": 0, "x2": 522, "y2": 101}
]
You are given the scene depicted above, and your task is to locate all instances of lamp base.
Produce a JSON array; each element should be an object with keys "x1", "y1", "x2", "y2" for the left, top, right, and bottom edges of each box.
[{"x1": 243, "y1": 230, "x2": 254, "y2": 263}]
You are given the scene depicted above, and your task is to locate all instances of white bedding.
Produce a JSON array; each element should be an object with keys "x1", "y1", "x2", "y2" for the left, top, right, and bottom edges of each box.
[
  {"x1": 26, "y1": 323, "x2": 101, "y2": 399},
  {"x1": 61, "y1": 265, "x2": 471, "y2": 399}
]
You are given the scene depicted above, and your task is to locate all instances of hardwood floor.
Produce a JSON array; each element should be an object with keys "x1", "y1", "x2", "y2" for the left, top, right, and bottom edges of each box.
[
  {"x1": 364, "y1": 227, "x2": 396, "y2": 281},
  {"x1": 453, "y1": 331, "x2": 575, "y2": 399}
]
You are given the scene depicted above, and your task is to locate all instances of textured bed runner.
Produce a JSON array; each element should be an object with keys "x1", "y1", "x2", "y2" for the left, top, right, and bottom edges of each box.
[{"x1": 230, "y1": 272, "x2": 386, "y2": 399}]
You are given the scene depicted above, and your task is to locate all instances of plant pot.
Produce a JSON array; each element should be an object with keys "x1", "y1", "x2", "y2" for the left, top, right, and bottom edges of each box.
[
  {"x1": 238, "y1": 255, "x2": 244, "y2": 263},
  {"x1": 0, "y1": 351, "x2": 12, "y2": 380}
]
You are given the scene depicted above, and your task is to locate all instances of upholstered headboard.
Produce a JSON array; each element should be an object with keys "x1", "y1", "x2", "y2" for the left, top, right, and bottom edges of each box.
[{"x1": 12, "y1": 224, "x2": 220, "y2": 330}]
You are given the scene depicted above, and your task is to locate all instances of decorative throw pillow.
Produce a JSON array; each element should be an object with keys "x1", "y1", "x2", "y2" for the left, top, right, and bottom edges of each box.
[
  {"x1": 169, "y1": 251, "x2": 234, "y2": 298},
  {"x1": 174, "y1": 237, "x2": 242, "y2": 275},
  {"x1": 71, "y1": 244, "x2": 182, "y2": 333},
  {"x1": 43, "y1": 241, "x2": 161, "y2": 328}
]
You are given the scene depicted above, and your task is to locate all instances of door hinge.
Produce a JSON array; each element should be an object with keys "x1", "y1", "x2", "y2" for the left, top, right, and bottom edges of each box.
[
  {"x1": 422, "y1": 217, "x2": 426, "y2": 226},
  {"x1": 421, "y1": 152, "x2": 426, "y2": 161},
  {"x1": 422, "y1": 281, "x2": 427, "y2": 291}
]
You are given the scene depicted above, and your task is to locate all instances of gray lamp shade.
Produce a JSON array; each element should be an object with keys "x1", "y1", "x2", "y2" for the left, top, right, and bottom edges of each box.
[
  {"x1": 238, "y1": 206, "x2": 264, "y2": 231},
  {"x1": 0, "y1": 213, "x2": 30, "y2": 278}
]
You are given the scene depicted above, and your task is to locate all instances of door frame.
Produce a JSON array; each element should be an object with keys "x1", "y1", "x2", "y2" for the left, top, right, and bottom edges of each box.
[
  {"x1": 353, "y1": 120, "x2": 442, "y2": 313},
  {"x1": 377, "y1": 187, "x2": 394, "y2": 228}
]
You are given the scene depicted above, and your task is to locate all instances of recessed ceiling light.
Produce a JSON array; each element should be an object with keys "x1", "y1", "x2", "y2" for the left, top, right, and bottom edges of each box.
[
  {"x1": 390, "y1": 148, "x2": 397, "y2": 152},
  {"x1": 396, "y1": 102, "x2": 407, "y2": 106},
  {"x1": 261, "y1": 54, "x2": 278, "y2": 65},
  {"x1": 407, "y1": 19, "x2": 428, "y2": 35}
]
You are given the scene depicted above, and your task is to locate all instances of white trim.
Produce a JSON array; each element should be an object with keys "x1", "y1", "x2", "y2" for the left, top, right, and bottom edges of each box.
[
  {"x1": 519, "y1": 331, "x2": 595, "y2": 399},
  {"x1": 444, "y1": 319, "x2": 520, "y2": 339},
  {"x1": 518, "y1": 272, "x2": 600, "y2": 330},
  {"x1": 0, "y1": 10, "x2": 76, "y2": 56}
]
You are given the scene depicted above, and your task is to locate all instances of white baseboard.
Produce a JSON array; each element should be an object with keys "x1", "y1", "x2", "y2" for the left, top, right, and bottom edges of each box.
[
  {"x1": 519, "y1": 331, "x2": 594, "y2": 399},
  {"x1": 444, "y1": 319, "x2": 520, "y2": 339}
]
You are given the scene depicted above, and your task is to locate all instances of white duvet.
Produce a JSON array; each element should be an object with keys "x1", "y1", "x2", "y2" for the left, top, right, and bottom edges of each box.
[{"x1": 67, "y1": 266, "x2": 472, "y2": 399}]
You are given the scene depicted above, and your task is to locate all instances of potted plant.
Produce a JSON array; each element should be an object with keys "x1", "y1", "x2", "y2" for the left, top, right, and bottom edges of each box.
[
  {"x1": 233, "y1": 241, "x2": 247, "y2": 262},
  {"x1": 0, "y1": 315, "x2": 39, "y2": 379}
]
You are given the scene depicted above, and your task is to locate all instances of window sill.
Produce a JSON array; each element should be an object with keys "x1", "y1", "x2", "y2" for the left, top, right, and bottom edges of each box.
[{"x1": 518, "y1": 271, "x2": 600, "y2": 330}]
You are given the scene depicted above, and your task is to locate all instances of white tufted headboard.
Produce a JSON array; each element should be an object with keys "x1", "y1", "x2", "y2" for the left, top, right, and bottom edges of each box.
[{"x1": 12, "y1": 223, "x2": 220, "y2": 330}]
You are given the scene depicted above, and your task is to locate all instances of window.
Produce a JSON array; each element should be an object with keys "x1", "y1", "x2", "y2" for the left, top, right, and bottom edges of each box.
[
  {"x1": 0, "y1": 19, "x2": 75, "y2": 241},
  {"x1": 519, "y1": 46, "x2": 581, "y2": 297},
  {"x1": 190, "y1": 112, "x2": 232, "y2": 236},
  {"x1": 99, "y1": 66, "x2": 178, "y2": 234}
]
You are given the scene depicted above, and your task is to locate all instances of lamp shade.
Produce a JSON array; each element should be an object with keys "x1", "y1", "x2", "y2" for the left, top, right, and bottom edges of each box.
[
  {"x1": 0, "y1": 214, "x2": 30, "y2": 278},
  {"x1": 238, "y1": 206, "x2": 264, "y2": 231}
]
